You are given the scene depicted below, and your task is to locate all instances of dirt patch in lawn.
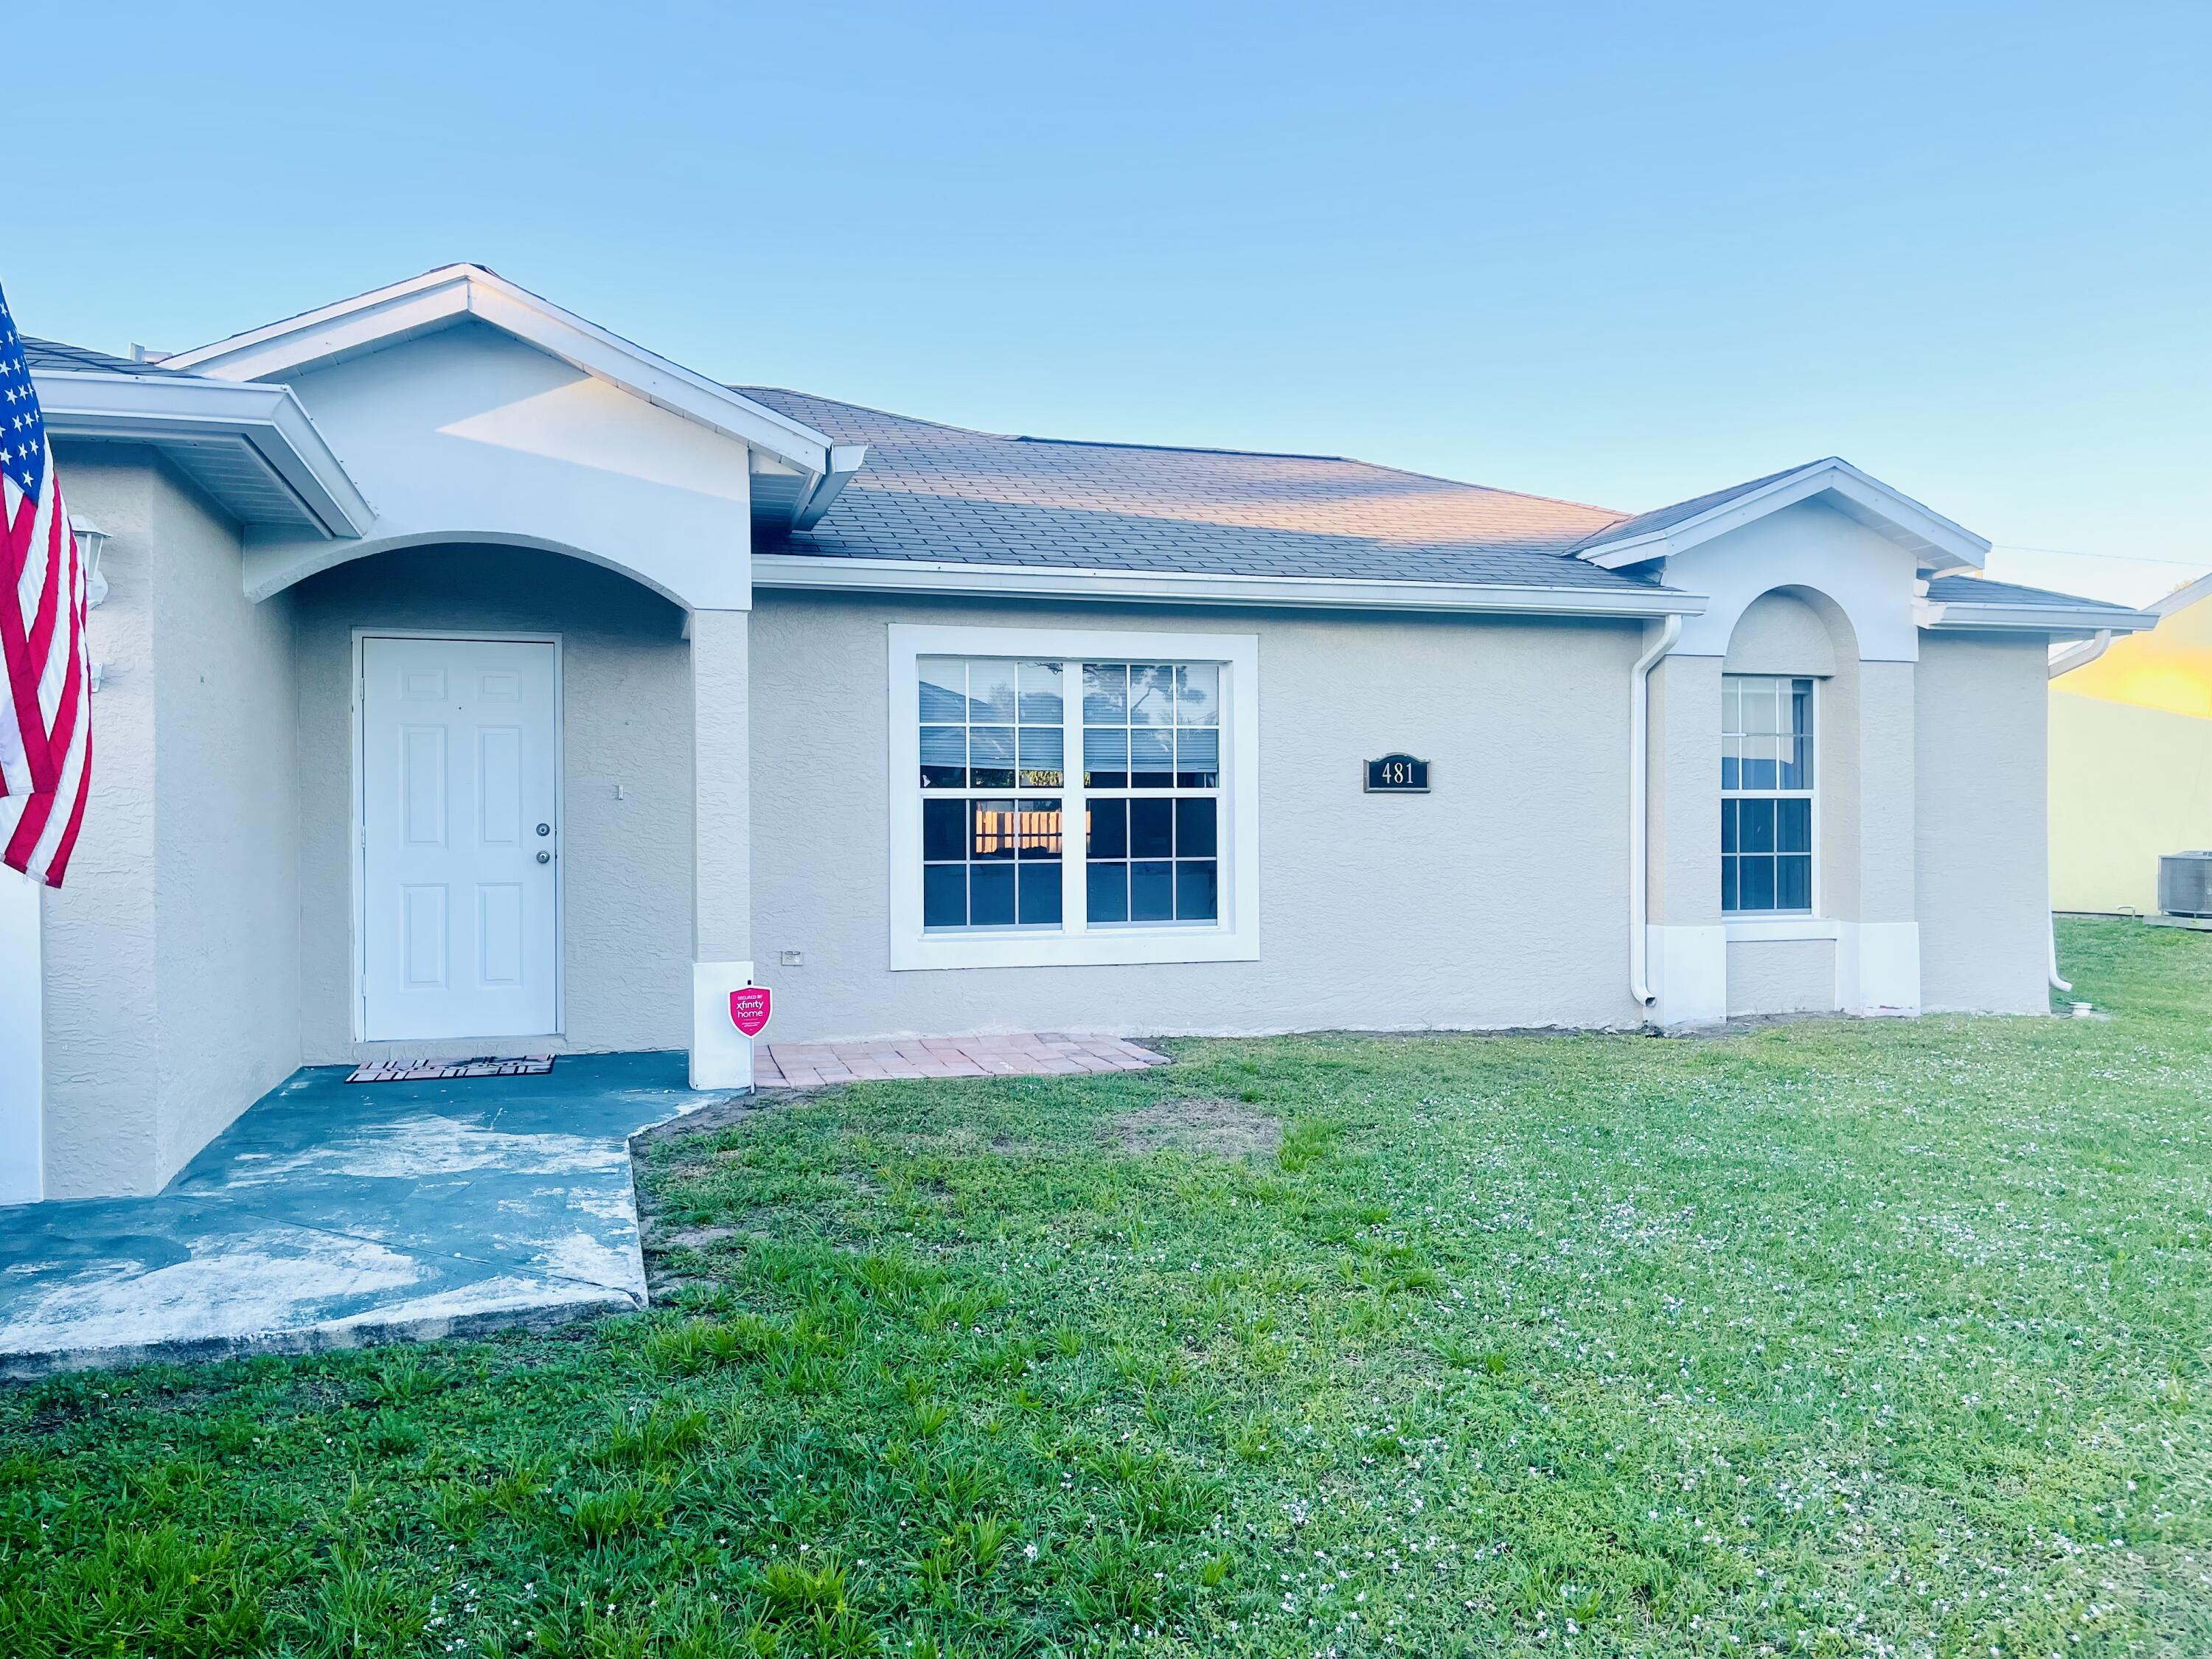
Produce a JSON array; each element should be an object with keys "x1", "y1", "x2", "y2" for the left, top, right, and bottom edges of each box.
[{"x1": 1113, "y1": 1099, "x2": 1281, "y2": 1158}]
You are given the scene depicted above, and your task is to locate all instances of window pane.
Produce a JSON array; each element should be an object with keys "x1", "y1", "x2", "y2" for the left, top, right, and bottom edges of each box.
[
  {"x1": 1745, "y1": 682, "x2": 1779, "y2": 734},
  {"x1": 1720, "y1": 856, "x2": 1739, "y2": 913},
  {"x1": 1087, "y1": 861, "x2": 1127, "y2": 922},
  {"x1": 969, "y1": 863, "x2": 1015, "y2": 925},
  {"x1": 1776, "y1": 797, "x2": 1811, "y2": 854},
  {"x1": 1130, "y1": 860, "x2": 1174, "y2": 922},
  {"x1": 1082, "y1": 664, "x2": 1127, "y2": 724},
  {"x1": 1739, "y1": 856, "x2": 1775, "y2": 911},
  {"x1": 969, "y1": 661, "x2": 1018, "y2": 723},
  {"x1": 1087, "y1": 798, "x2": 1127, "y2": 859},
  {"x1": 1082, "y1": 727, "x2": 1128, "y2": 787},
  {"x1": 1720, "y1": 751, "x2": 1739, "y2": 791},
  {"x1": 1019, "y1": 661, "x2": 1064, "y2": 723},
  {"x1": 1129, "y1": 798, "x2": 1173, "y2": 860},
  {"x1": 919, "y1": 658, "x2": 967, "y2": 723},
  {"x1": 923, "y1": 863, "x2": 967, "y2": 928},
  {"x1": 970, "y1": 800, "x2": 1018, "y2": 860},
  {"x1": 1176, "y1": 860, "x2": 1218, "y2": 920},
  {"x1": 1781, "y1": 732, "x2": 1812, "y2": 791},
  {"x1": 1175, "y1": 727, "x2": 1220, "y2": 786},
  {"x1": 1739, "y1": 799, "x2": 1775, "y2": 854},
  {"x1": 1017, "y1": 799, "x2": 1062, "y2": 858},
  {"x1": 1175, "y1": 796, "x2": 1217, "y2": 858},
  {"x1": 1128, "y1": 665, "x2": 1175, "y2": 726},
  {"x1": 1130, "y1": 726, "x2": 1174, "y2": 771},
  {"x1": 1721, "y1": 679, "x2": 1739, "y2": 737},
  {"x1": 1175, "y1": 664, "x2": 1220, "y2": 726},
  {"x1": 1739, "y1": 739, "x2": 1776, "y2": 792},
  {"x1": 969, "y1": 726, "x2": 1015, "y2": 768},
  {"x1": 922, "y1": 798, "x2": 966, "y2": 862},
  {"x1": 1018, "y1": 862, "x2": 1062, "y2": 925},
  {"x1": 1777, "y1": 854, "x2": 1812, "y2": 911},
  {"x1": 1720, "y1": 797, "x2": 1738, "y2": 854}
]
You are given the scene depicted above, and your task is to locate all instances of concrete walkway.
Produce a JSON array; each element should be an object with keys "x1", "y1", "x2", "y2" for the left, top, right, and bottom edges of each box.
[
  {"x1": 0, "y1": 1052, "x2": 718, "y2": 1377},
  {"x1": 756, "y1": 1032, "x2": 1170, "y2": 1088}
]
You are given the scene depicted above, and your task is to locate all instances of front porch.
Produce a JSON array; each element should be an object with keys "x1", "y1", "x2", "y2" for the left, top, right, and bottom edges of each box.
[{"x1": 0, "y1": 1034, "x2": 1172, "y2": 1374}]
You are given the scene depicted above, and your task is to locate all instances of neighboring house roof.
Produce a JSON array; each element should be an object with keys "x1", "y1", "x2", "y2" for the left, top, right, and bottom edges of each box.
[
  {"x1": 737, "y1": 386, "x2": 1658, "y2": 594},
  {"x1": 27, "y1": 336, "x2": 372, "y2": 538}
]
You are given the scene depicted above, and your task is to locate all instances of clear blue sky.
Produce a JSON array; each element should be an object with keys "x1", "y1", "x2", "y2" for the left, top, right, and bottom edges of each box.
[{"x1": 15, "y1": 1, "x2": 2207, "y2": 602}]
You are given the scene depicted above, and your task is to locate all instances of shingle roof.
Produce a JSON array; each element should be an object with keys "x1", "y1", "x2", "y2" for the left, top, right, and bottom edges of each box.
[
  {"x1": 737, "y1": 386, "x2": 1658, "y2": 591},
  {"x1": 1565, "y1": 462, "x2": 1821, "y2": 554},
  {"x1": 1924, "y1": 574, "x2": 2142, "y2": 612},
  {"x1": 22, "y1": 337, "x2": 179, "y2": 378}
]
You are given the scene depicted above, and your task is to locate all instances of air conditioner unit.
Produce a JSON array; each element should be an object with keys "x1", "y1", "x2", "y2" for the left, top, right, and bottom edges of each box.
[{"x1": 2157, "y1": 852, "x2": 2212, "y2": 918}]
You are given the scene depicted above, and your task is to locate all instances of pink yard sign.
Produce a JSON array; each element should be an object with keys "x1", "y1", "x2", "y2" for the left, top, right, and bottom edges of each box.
[{"x1": 728, "y1": 986, "x2": 772, "y2": 1037}]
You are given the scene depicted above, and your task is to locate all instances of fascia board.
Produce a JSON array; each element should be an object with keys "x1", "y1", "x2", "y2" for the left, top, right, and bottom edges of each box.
[
  {"x1": 161, "y1": 263, "x2": 836, "y2": 478},
  {"x1": 751, "y1": 552, "x2": 1706, "y2": 619},
  {"x1": 1926, "y1": 601, "x2": 2153, "y2": 635},
  {"x1": 1580, "y1": 461, "x2": 1992, "y2": 574},
  {"x1": 34, "y1": 369, "x2": 373, "y2": 537}
]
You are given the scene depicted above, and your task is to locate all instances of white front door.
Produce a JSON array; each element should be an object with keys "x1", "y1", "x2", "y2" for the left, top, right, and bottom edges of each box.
[{"x1": 361, "y1": 636, "x2": 560, "y2": 1042}]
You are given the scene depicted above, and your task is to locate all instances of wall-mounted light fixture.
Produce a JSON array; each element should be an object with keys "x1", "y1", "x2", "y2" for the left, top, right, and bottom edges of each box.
[{"x1": 68, "y1": 514, "x2": 109, "y2": 609}]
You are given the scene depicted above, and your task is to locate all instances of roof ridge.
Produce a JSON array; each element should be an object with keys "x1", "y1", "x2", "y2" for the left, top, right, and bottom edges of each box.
[{"x1": 737, "y1": 383, "x2": 1629, "y2": 517}]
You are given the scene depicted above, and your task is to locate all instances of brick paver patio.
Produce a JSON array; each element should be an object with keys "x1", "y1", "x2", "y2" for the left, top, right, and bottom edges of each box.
[{"x1": 754, "y1": 1032, "x2": 1170, "y2": 1090}]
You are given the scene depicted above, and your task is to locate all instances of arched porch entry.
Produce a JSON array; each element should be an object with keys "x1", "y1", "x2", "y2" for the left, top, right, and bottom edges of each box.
[{"x1": 287, "y1": 541, "x2": 751, "y2": 1087}]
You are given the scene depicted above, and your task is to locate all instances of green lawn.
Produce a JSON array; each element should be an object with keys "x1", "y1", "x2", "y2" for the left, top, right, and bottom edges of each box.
[{"x1": 5, "y1": 919, "x2": 2210, "y2": 1658}]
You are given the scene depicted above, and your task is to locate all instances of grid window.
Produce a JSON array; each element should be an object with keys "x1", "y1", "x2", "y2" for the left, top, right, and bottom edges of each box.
[
  {"x1": 916, "y1": 655, "x2": 1225, "y2": 933},
  {"x1": 1721, "y1": 675, "x2": 1813, "y2": 914},
  {"x1": 1082, "y1": 663, "x2": 1220, "y2": 923}
]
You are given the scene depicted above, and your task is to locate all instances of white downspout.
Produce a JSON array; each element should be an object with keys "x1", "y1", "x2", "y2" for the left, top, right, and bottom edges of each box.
[
  {"x1": 1630, "y1": 613, "x2": 1683, "y2": 1009},
  {"x1": 2047, "y1": 627, "x2": 2113, "y2": 995}
]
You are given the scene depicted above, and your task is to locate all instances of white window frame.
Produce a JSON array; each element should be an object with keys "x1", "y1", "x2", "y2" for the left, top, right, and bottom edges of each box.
[
  {"x1": 888, "y1": 623, "x2": 1260, "y2": 970},
  {"x1": 1719, "y1": 672, "x2": 1818, "y2": 921}
]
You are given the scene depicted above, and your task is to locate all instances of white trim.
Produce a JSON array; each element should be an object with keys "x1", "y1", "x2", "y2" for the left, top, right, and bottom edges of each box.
[
  {"x1": 1925, "y1": 598, "x2": 2152, "y2": 635},
  {"x1": 351, "y1": 629, "x2": 566, "y2": 1042},
  {"x1": 161, "y1": 265, "x2": 841, "y2": 479},
  {"x1": 1579, "y1": 459, "x2": 1991, "y2": 577},
  {"x1": 757, "y1": 552, "x2": 1705, "y2": 619},
  {"x1": 1725, "y1": 917, "x2": 1840, "y2": 943},
  {"x1": 33, "y1": 368, "x2": 374, "y2": 537},
  {"x1": 0, "y1": 869, "x2": 42, "y2": 1206},
  {"x1": 886, "y1": 622, "x2": 1261, "y2": 970}
]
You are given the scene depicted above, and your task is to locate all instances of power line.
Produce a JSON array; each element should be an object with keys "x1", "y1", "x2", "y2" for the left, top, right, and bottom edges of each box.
[{"x1": 1990, "y1": 543, "x2": 2212, "y2": 570}]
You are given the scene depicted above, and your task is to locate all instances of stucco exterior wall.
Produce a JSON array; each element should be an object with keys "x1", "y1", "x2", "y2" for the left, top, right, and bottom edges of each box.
[
  {"x1": 292, "y1": 546, "x2": 694, "y2": 1062},
  {"x1": 1916, "y1": 633, "x2": 2051, "y2": 1013},
  {"x1": 147, "y1": 465, "x2": 302, "y2": 1184},
  {"x1": 749, "y1": 591, "x2": 1645, "y2": 1042},
  {"x1": 1725, "y1": 939, "x2": 1834, "y2": 1015},
  {"x1": 39, "y1": 449, "x2": 162, "y2": 1197}
]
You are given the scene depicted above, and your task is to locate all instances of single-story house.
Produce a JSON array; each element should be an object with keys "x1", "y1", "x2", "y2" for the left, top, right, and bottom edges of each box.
[
  {"x1": 0, "y1": 265, "x2": 2152, "y2": 1205},
  {"x1": 2049, "y1": 571, "x2": 2212, "y2": 914}
]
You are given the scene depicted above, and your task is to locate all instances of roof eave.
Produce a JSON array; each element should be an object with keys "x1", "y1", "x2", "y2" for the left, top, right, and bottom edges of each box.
[
  {"x1": 34, "y1": 368, "x2": 373, "y2": 538},
  {"x1": 1579, "y1": 459, "x2": 1991, "y2": 577},
  {"x1": 1921, "y1": 599, "x2": 2154, "y2": 636},
  {"x1": 751, "y1": 552, "x2": 1705, "y2": 619},
  {"x1": 157, "y1": 264, "x2": 841, "y2": 484}
]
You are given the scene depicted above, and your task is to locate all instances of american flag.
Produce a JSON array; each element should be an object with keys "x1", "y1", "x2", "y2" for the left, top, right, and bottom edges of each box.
[{"x1": 0, "y1": 281, "x2": 92, "y2": 887}]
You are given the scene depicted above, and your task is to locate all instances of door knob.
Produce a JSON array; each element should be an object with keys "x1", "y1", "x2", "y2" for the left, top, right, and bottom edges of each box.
[
  {"x1": 536, "y1": 850, "x2": 551, "y2": 864},
  {"x1": 536, "y1": 822, "x2": 551, "y2": 837}
]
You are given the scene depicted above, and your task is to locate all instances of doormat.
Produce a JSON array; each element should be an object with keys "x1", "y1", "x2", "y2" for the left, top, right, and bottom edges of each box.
[{"x1": 346, "y1": 1055, "x2": 556, "y2": 1084}]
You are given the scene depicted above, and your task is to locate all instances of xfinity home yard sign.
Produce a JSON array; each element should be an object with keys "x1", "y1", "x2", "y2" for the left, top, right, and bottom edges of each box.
[
  {"x1": 1364, "y1": 754, "x2": 1430, "y2": 793},
  {"x1": 728, "y1": 986, "x2": 772, "y2": 1037}
]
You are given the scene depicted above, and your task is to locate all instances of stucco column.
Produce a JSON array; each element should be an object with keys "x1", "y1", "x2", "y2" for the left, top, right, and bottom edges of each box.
[
  {"x1": 688, "y1": 608, "x2": 755, "y2": 1089},
  {"x1": 1646, "y1": 652, "x2": 1727, "y2": 1025},
  {"x1": 1840, "y1": 659, "x2": 1920, "y2": 1014}
]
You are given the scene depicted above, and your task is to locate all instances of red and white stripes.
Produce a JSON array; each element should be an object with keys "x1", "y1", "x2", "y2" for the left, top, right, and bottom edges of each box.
[{"x1": 0, "y1": 448, "x2": 92, "y2": 888}]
